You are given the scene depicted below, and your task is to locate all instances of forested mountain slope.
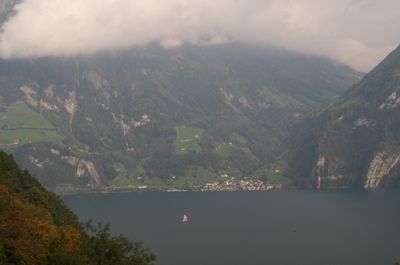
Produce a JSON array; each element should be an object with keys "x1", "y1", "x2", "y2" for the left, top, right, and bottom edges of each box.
[
  {"x1": 288, "y1": 45, "x2": 400, "y2": 188},
  {"x1": 0, "y1": 44, "x2": 361, "y2": 191},
  {"x1": 0, "y1": 150, "x2": 155, "y2": 264}
]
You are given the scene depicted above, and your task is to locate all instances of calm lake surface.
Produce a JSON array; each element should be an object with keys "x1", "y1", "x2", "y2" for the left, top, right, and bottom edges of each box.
[{"x1": 63, "y1": 190, "x2": 400, "y2": 265}]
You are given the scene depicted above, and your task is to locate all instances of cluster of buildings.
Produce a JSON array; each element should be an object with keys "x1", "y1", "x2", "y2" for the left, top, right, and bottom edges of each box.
[
  {"x1": 55, "y1": 176, "x2": 284, "y2": 194},
  {"x1": 199, "y1": 178, "x2": 283, "y2": 192}
]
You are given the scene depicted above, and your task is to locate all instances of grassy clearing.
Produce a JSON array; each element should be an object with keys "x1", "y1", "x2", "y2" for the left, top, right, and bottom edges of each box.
[
  {"x1": 169, "y1": 167, "x2": 222, "y2": 188},
  {"x1": 216, "y1": 142, "x2": 236, "y2": 158},
  {"x1": 110, "y1": 163, "x2": 129, "y2": 185},
  {"x1": 174, "y1": 127, "x2": 204, "y2": 155},
  {"x1": 0, "y1": 130, "x2": 63, "y2": 146},
  {"x1": 252, "y1": 159, "x2": 292, "y2": 185},
  {"x1": 231, "y1": 133, "x2": 248, "y2": 145},
  {"x1": 257, "y1": 86, "x2": 302, "y2": 108},
  {"x1": 109, "y1": 162, "x2": 167, "y2": 187},
  {"x1": 0, "y1": 102, "x2": 54, "y2": 129},
  {"x1": 216, "y1": 134, "x2": 250, "y2": 158},
  {"x1": 0, "y1": 101, "x2": 63, "y2": 146},
  {"x1": 263, "y1": 173, "x2": 286, "y2": 183},
  {"x1": 110, "y1": 174, "x2": 168, "y2": 187},
  {"x1": 393, "y1": 69, "x2": 400, "y2": 78},
  {"x1": 109, "y1": 164, "x2": 221, "y2": 189}
]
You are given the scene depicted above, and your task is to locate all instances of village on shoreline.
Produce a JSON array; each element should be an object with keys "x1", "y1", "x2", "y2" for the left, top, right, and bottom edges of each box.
[{"x1": 56, "y1": 177, "x2": 284, "y2": 195}]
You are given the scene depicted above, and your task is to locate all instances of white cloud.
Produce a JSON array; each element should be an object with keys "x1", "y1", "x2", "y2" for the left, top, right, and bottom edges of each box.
[{"x1": 0, "y1": 0, "x2": 399, "y2": 71}]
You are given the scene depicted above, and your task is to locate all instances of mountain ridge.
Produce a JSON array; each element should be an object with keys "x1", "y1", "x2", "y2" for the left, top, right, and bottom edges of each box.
[
  {"x1": 287, "y1": 44, "x2": 400, "y2": 188},
  {"x1": 0, "y1": 44, "x2": 362, "y2": 192}
]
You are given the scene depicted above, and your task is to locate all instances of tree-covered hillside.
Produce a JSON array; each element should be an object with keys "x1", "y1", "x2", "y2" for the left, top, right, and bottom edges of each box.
[
  {"x1": 287, "y1": 45, "x2": 400, "y2": 188},
  {"x1": 0, "y1": 150, "x2": 155, "y2": 264},
  {"x1": 0, "y1": 44, "x2": 361, "y2": 191}
]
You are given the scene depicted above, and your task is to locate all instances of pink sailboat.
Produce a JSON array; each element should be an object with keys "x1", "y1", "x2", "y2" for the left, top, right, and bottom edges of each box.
[{"x1": 182, "y1": 214, "x2": 189, "y2": 223}]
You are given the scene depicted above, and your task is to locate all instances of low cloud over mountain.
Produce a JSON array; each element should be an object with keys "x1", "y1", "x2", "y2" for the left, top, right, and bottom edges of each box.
[{"x1": 0, "y1": 0, "x2": 399, "y2": 71}]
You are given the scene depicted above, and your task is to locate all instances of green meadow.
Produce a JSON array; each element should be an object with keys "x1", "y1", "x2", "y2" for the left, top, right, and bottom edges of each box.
[
  {"x1": 0, "y1": 101, "x2": 63, "y2": 146},
  {"x1": 174, "y1": 127, "x2": 204, "y2": 155}
]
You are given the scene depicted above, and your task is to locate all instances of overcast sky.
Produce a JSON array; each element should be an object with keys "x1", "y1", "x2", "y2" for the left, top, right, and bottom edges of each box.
[{"x1": 0, "y1": 0, "x2": 399, "y2": 71}]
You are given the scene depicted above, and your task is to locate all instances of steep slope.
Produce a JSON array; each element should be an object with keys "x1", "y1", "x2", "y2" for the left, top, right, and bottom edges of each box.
[
  {"x1": 0, "y1": 150, "x2": 155, "y2": 264},
  {"x1": 0, "y1": 44, "x2": 362, "y2": 192},
  {"x1": 288, "y1": 45, "x2": 400, "y2": 188}
]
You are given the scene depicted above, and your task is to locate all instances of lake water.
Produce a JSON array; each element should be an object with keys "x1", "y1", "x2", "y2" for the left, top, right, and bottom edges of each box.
[{"x1": 63, "y1": 190, "x2": 400, "y2": 265}]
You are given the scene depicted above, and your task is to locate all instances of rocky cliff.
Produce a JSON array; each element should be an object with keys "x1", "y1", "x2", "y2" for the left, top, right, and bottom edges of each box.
[{"x1": 288, "y1": 44, "x2": 400, "y2": 189}]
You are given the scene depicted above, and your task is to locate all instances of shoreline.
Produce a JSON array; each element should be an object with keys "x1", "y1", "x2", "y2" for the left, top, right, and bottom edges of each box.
[
  {"x1": 56, "y1": 186, "x2": 371, "y2": 196},
  {"x1": 57, "y1": 186, "x2": 285, "y2": 196}
]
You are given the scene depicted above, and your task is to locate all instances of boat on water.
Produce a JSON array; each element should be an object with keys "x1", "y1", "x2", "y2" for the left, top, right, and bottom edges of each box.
[{"x1": 182, "y1": 214, "x2": 189, "y2": 223}]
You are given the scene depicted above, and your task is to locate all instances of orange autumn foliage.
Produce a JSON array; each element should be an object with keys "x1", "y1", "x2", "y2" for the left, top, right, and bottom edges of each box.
[
  {"x1": 0, "y1": 151, "x2": 155, "y2": 265},
  {"x1": 0, "y1": 185, "x2": 81, "y2": 264},
  {"x1": 58, "y1": 224, "x2": 82, "y2": 253}
]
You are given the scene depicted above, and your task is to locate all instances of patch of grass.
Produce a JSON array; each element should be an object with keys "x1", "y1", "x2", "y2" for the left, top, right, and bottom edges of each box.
[
  {"x1": 142, "y1": 177, "x2": 168, "y2": 187},
  {"x1": 109, "y1": 175, "x2": 130, "y2": 187},
  {"x1": 110, "y1": 165, "x2": 222, "y2": 189},
  {"x1": 231, "y1": 133, "x2": 248, "y2": 145},
  {"x1": 110, "y1": 174, "x2": 169, "y2": 188},
  {"x1": 109, "y1": 163, "x2": 129, "y2": 186},
  {"x1": 0, "y1": 101, "x2": 54, "y2": 129},
  {"x1": 216, "y1": 134, "x2": 250, "y2": 158},
  {"x1": 251, "y1": 158, "x2": 292, "y2": 185},
  {"x1": 251, "y1": 169, "x2": 292, "y2": 185},
  {"x1": 174, "y1": 126, "x2": 204, "y2": 155},
  {"x1": 257, "y1": 86, "x2": 303, "y2": 108},
  {"x1": 171, "y1": 167, "x2": 222, "y2": 188},
  {"x1": 109, "y1": 162, "x2": 145, "y2": 187},
  {"x1": 0, "y1": 130, "x2": 63, "y2": 146},
  {"x1": 109, "y1": 161, "x2": 171, "y2": 187},
  {"x1": 393, "y1": 69, "x2": 400, "y2": 78},
  {"x1": 0, "y1": 101, "x2": 63, "y2": 147},
  {"x1": 216, "y1": 142, "x2": 236, "y2": 158},
  {"x1": 263, "y1": 173, "x2": 284, "y2": 183},
  {"x1": 331, "y1": 97, "x2": 365, "y2": 113}
]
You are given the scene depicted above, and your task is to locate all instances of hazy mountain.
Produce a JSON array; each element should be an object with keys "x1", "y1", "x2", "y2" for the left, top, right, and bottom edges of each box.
[
  {"x1": 0, "y1": 0, "x2": 19, "y2": 24},
  {"x1": 288, "y1": 44, "x2": 400, "y2": 188},
  {"x1": 0, "y1": 44, "x2": 362, "y2": 192}
]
